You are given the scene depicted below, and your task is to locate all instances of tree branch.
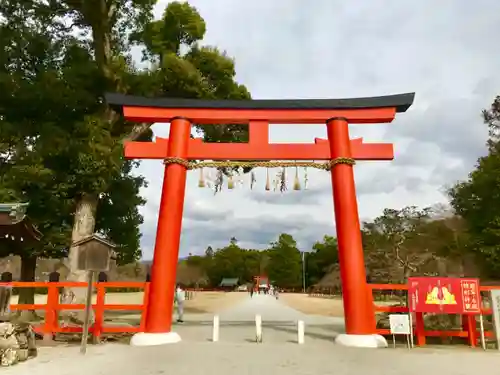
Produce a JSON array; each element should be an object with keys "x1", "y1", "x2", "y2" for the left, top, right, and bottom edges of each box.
[
  {"x1": 121, "y1": 123, "x2": 152, "y2": 144},
  {"x1": 107, "y1": 1, "x2": 116, "y2": 19}
]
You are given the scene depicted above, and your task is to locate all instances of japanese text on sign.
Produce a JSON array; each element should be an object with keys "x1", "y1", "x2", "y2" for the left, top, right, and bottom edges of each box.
[{"x1": 461, "y1": 280, "x2": 479, "y2": 313}]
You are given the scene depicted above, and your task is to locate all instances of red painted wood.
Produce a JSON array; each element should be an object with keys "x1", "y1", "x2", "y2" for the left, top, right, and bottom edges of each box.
[
  {"x1": 122, "y1": 106, "x2": 397, "y2": 124},
  {"x1": 115, "y1": 100, "x2": 406, "y2": 340},
  {"x1": 124, "y1": 137, "x2": 394, "y2": 161},
  {"x1": 9, "y1": 281, "x2": 500, "y2": 345},
  {"x1": 327, "y1": 118, "x2": 375, "y2": 335},
  {"x1": 144, "y1": 118, "x2": 191, "y2": 333}
]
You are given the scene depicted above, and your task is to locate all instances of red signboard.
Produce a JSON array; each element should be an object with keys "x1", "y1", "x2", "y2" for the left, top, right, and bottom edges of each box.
[{"x1": 408, "y1": 277, "x2": 481, "y2": 314}]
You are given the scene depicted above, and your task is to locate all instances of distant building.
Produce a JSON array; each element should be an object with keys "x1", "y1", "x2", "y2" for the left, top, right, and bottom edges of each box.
[
  {"x1": 219, "y1": 278, "x2": 239, "y2": 291},
  {"x1": 253, "y1": 275, "x2": 270, "y2": 291}
]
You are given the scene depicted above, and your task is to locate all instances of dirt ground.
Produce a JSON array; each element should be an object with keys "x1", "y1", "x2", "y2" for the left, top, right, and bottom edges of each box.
[
  {"x1": 280, "y1": 293, "x2": 403, "y2": 318},
  {"x1": 10, "y1": 291, "x2": 247, "y2": 314},
  {"x1": 280, "y1": 293, "x2": 345, "y2": 317},
  {"x1": 182, "y1": 291, "x2": 246, "y2": 313}
]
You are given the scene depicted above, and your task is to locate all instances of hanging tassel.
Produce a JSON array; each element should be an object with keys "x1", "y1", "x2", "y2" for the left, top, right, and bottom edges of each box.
[
  {"x1": 215, "y1": 169, "x2": 224, "y2": 194},
  {"x1": 227, "y1": 174, "x2": 235, "y2": 189},
  {"x1": 237, "y1": 167, "x2": 244, "y2": 188},
  {"x1": 273, "y1": 170, "x2": 280, "y2": 192},
  {"x1": 303, "y1": 167, "x2": 309, "y2": 190},
  {"x1": 293, "y1": 165, "x2": 301, "y2": 190},
  {"x1": 198, "y1": 168, "x2": 205, "y2": 188},
  {"x1": 250, "y1": 171, "x2": 256, "y2": 190},
  {"x1": 279, "y1": 167, "x2": 287, "y2": 192},
  {"x1": 265, "y1": 168, "x2": 270, "y2": 191}
]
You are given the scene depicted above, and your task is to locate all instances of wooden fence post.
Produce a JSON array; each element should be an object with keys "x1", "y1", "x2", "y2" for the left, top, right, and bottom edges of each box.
[
  {"x1": 43, "y1": 283, "x2": 59, "y2": 343},
  {"x1": 415, "y1": 312, "x2": 426, "y2": 346},
  {"x1": 92, "y1": 283, "x2": 106, "y2": 343},
  {"x1": 463, "y1": 314, "x2": 477, "y2": 347},
  {"x1": 139, "y1": 282, "x2": 150, "y2": 331}
]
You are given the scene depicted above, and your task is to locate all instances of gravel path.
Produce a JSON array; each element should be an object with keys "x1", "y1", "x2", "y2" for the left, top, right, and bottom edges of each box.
[
  {"x1": 176, "y1": 292, "x2": 344, "y2": 343},
  {"x1": 5, "y1": 293, "x2": 500, "y2": 375}
]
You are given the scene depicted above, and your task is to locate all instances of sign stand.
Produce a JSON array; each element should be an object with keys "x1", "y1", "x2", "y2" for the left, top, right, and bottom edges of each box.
[
  {"x1": 408, "y1": 313, "x2": 414, "y2": 349},
  {"x1": 80, "y1": 270, "x2": 95, "y2": 355},
  {"x1": 479, "y1": 313, "x2": 486, "y2": 350},
  {"x1": 408, "y1": 277, "x2": 483, "y2": 348},
  {"x1": 407, "y1": 294, "x2": 414, "y2": 349},
  {"x1": 490, "y1": 290, "x2": 500, "y2": 350},
  {"x1": 73, "y1": 234, "x2": 116, "y2": 355},
  {"x1": 389, "y1": 314, "x2": 412, "y2": 349}
]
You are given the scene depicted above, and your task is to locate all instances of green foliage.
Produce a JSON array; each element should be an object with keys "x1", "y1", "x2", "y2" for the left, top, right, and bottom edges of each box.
[
  {"x1": 177, "y1": 210, "x2": 477, "y2": 289},
  {"x1": 0, "y1": 4, "x2": 76, "y2": 259},
  {"x1": 0, "y1": 0, "x2": 254, "y2": 271},
  {"x1": 135, "y1": 2, "x2": 251, "y2": 146},
  {"x1": 95, "y1": 160, "x2": 147, "y2": 265},
  {"x1": 449, "y1": 97, "x2": 500, "y2": 276},
  {"x1": 202, "y1": 239, "x2": 266, "y2": 286},
  {"x1": 306, "y1": 236, "x2": 338, "y2": 286},
  {"x1": 362, "y1": 207, "x2": 438, "y2": 282},
  {"x1": 266, "y1": 234, "x2": 302, "y2": 288},
  {"x1": 0, "y1": 0, "x2": 143, "y2": 262},
  {"x1": 134, "y1": 1, "x2": 206, "y2": 58}
]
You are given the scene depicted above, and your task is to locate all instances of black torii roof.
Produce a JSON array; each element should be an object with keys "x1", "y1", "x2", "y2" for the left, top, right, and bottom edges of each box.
[{"x1": 105, "y1": 92, "x2": 415, "y2": 113}]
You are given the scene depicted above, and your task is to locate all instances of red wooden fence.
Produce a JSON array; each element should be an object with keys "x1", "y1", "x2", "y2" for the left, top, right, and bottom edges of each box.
[
  {"x1": 4, "y1": 282, "x2": 499, "y2": 347},
  {"x1": 370, "y1": 284, "x2": 499, "y2": 347},
  {"x1": 3, "y1": 281, "x2": 150, "y2": 340}
]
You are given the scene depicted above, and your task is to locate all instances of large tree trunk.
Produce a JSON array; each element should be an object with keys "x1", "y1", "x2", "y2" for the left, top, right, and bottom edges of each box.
[
  {"x1": 59, "y1": 2, "x2": 111, "y2": 327},
  {"x1": 18, "y1": 254, "x2": 37, "y2": 321},
  {"x1": 60, "y1": 194, "x2": 98, "y2": 324},
  {"x1": 60, "y1": 0, "x2": 152, "y2": 328}
]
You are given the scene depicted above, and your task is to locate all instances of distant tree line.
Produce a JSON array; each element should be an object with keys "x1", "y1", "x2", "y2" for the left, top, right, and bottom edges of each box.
[
  {"x1": 175, "y1": 205, "x2": 480, "y2": 290},
  {"x1": 177, "y1": 96, "x2": 500, "y2": 289}
]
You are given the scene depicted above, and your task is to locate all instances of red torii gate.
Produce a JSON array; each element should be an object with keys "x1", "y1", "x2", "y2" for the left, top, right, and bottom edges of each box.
[{"x1": 106, "y1": 92, "x2": 415, "y2": 348}]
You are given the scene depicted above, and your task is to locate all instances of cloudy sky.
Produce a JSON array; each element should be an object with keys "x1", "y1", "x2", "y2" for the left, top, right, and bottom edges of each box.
[{"x1": 134, "y1": 0, "x2": 500, "y2": 260}]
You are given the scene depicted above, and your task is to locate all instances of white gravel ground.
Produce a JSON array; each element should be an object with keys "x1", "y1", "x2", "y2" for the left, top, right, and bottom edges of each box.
[{"x1": 4, "y1": 293, "x2": 500, "y2": 375}]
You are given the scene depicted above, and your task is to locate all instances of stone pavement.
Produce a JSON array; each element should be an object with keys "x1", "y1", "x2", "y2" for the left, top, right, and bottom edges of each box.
[
  {"x1": 173, "y1": 292, "x2": 345, "y2": 344},
  {"x1": 4, "y1": 292, "x2": 500, "y2": 375}
]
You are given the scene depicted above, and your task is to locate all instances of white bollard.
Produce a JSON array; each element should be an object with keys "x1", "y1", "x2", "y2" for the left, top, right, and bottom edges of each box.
[
  {"x1": 212, "y1": 315, "x2": 219, "y2": 342},
  {"x1": 255, "y1": 314, "x2": 262, "y2": 343},
  {"x1": 297, "y1": 320, "x2": 305, "y2": 344}
]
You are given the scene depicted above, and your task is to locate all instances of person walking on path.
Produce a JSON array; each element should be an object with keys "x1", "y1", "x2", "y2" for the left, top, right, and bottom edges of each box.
[{"x1": 174, "y1": 284, "x2": 185, "y2": 323}]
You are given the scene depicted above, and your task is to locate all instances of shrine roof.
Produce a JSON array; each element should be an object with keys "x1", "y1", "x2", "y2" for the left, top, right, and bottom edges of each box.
[
  {"x1": 105, "y1": 92, "x2": 415, "y2": 113},
  {"x1": 0, "y1": 203, "x2": 29, "y2": 224},
  {"x1": 0, "y1": 203, "x2": 42, "y2": 242},
  {"x1": 219, "y1": 278, "x2": 239, "y2": 287}
]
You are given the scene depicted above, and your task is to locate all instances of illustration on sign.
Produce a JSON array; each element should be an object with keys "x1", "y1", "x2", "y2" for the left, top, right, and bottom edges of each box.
[{"x1": 425, "y1": 285, "x2": 456, "y2": 305}]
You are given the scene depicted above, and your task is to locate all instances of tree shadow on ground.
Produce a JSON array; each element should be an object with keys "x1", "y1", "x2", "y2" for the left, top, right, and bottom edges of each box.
[{"x1": 263, "y1": 324, "x2": 342, "y2": 343}]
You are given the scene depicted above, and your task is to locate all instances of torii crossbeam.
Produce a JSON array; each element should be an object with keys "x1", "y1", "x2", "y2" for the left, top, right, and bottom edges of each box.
[{"x1": 106, "y1": 92, "x2": 415, "y2": 348}]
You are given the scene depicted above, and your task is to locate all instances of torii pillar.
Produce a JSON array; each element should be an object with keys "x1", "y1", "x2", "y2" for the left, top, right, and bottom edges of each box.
[{"x1": 106, "y1": 92, "x2": 415, "y2": 348}]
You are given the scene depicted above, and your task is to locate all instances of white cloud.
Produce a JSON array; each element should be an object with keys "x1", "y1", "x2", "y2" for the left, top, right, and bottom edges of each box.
[{"x1": 135, "y1": 0, "x2": 499, "y2": 259}]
